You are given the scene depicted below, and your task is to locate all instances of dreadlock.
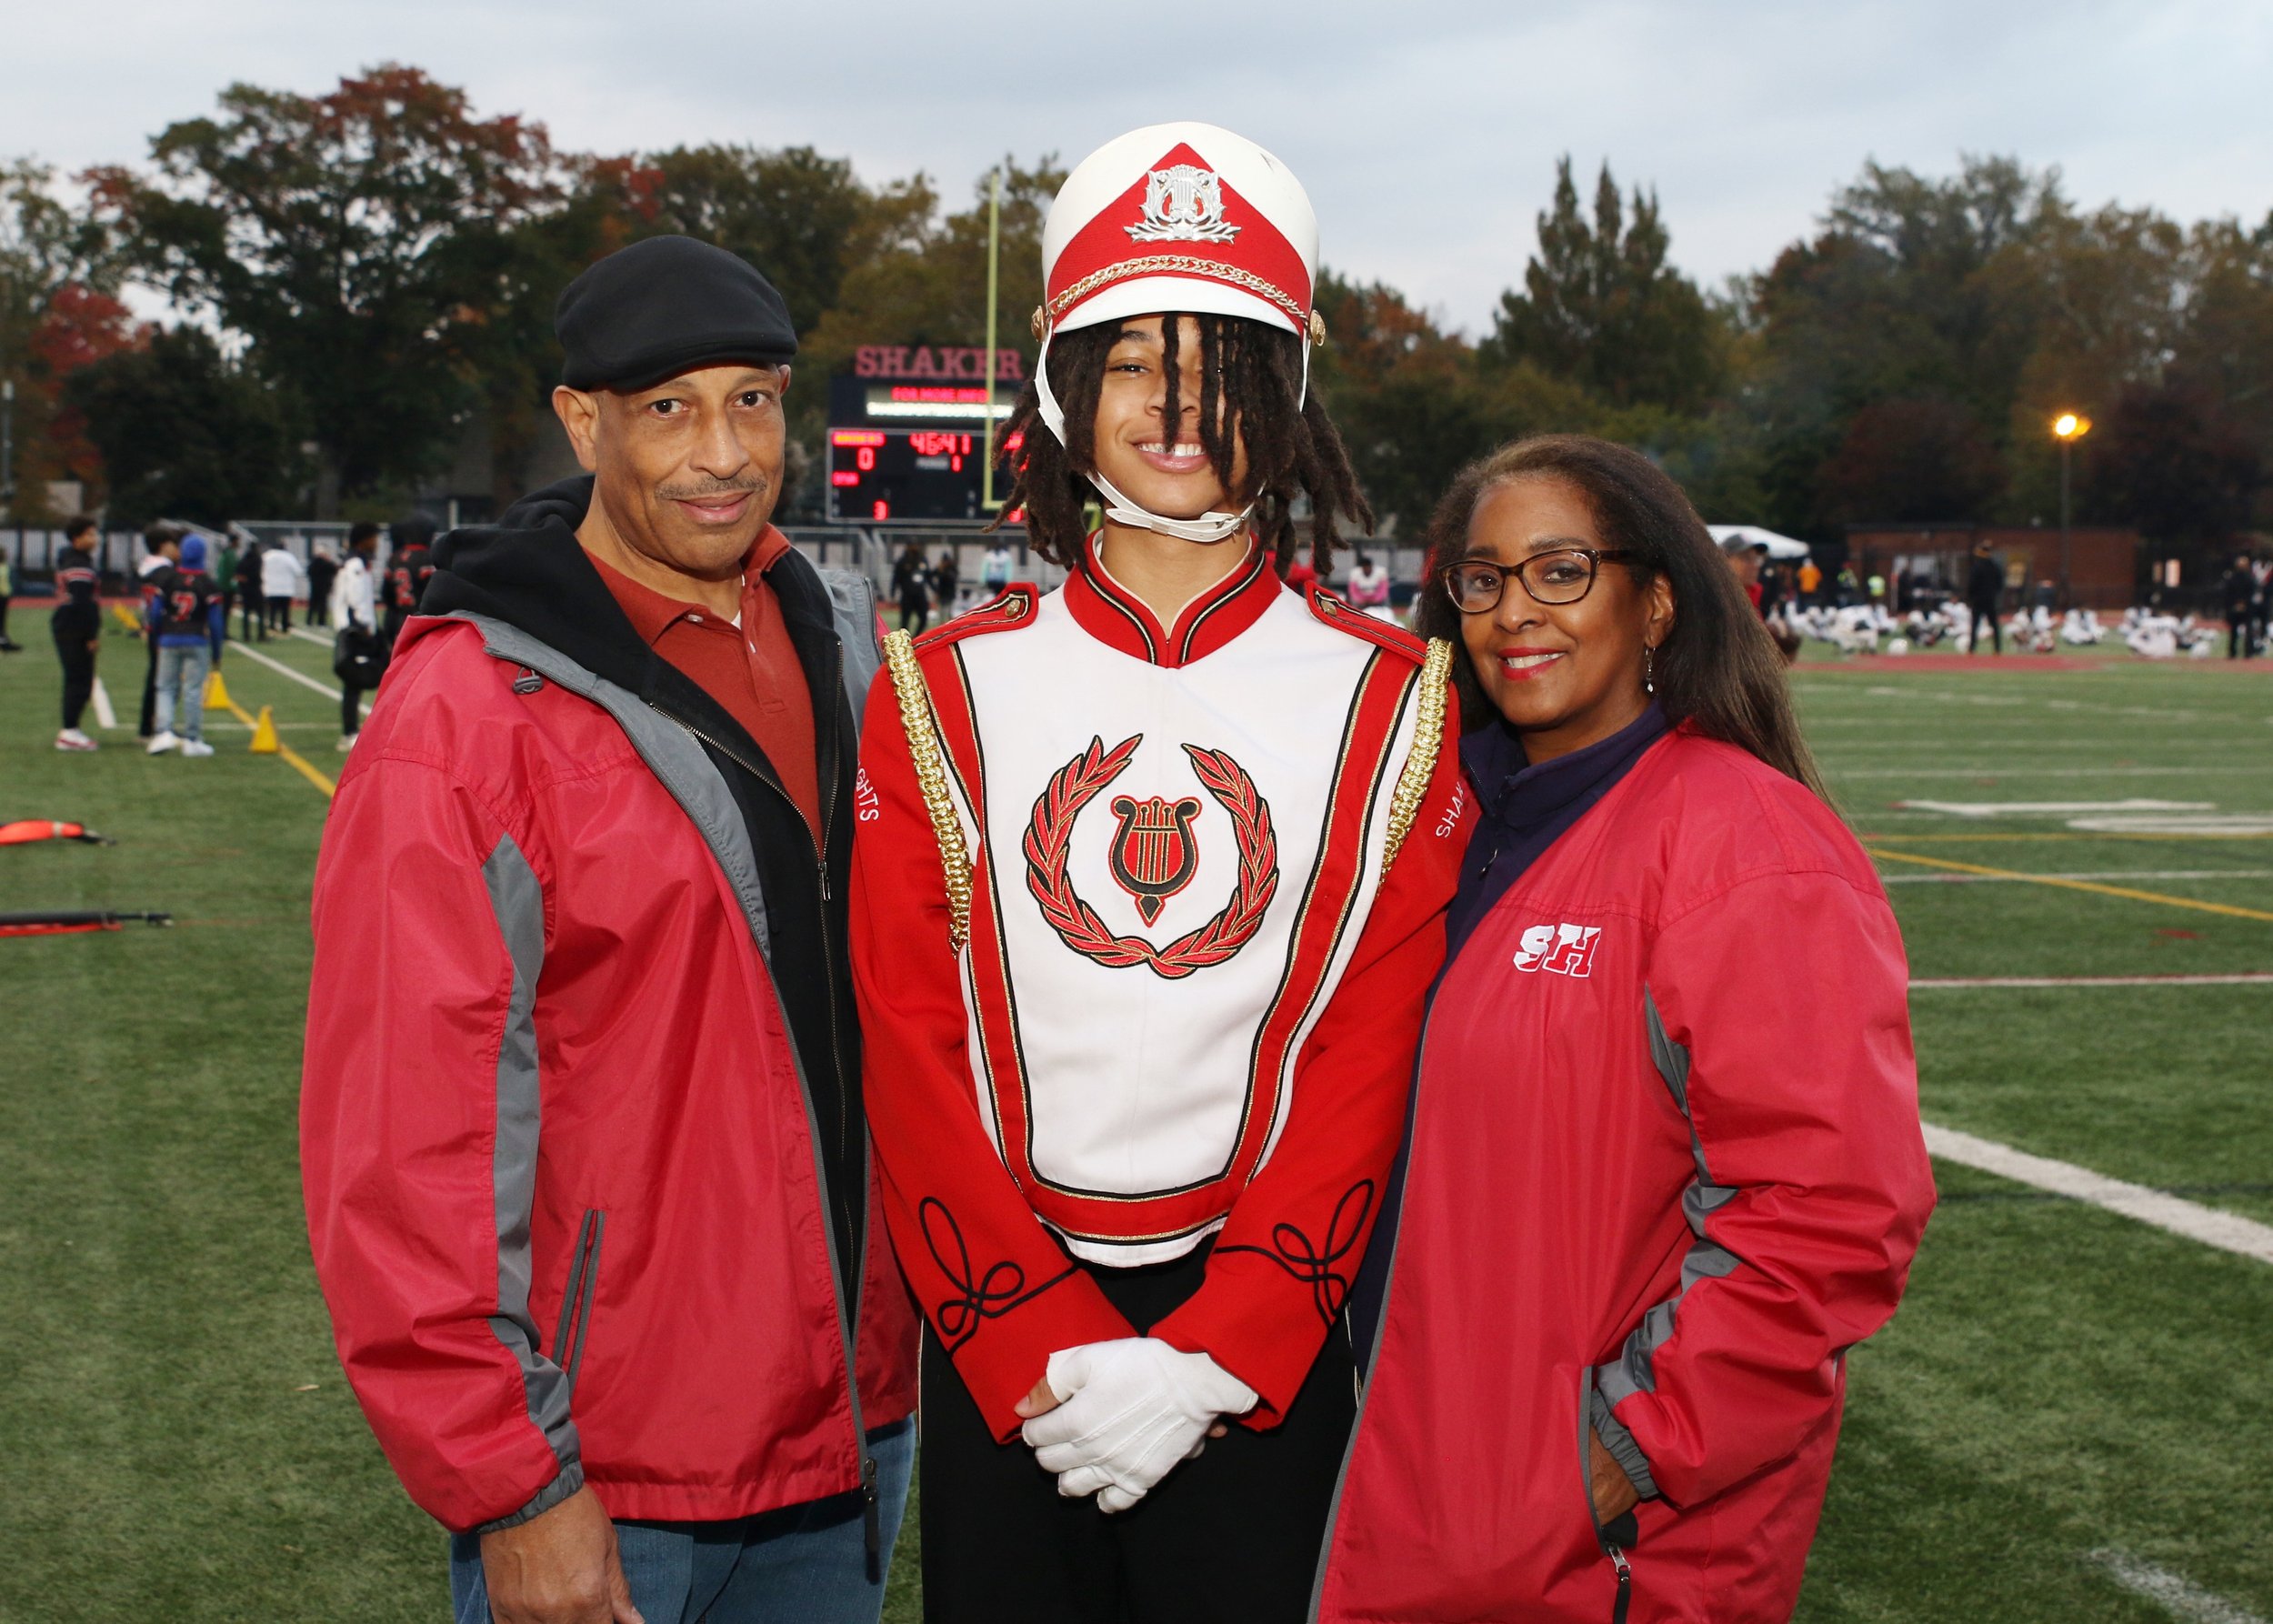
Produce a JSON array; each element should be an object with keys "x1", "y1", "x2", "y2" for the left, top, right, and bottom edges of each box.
[{"x1": 989, "y1": 313, "x2": 1372, "y2": 575}]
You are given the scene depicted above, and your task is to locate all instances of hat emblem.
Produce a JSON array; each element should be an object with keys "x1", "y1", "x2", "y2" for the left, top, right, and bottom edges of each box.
[{"x1": 1127, "y1": 165, "x2": 1240, "y2": 245}]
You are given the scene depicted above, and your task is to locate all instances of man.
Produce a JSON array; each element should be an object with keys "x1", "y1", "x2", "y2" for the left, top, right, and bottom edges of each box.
[
  {"x1": 135, "y1": 523, "x2": 182, "y2": 740},
  {"x1": 0, "y1": 542, "x2": 17, "y2": 651},
  {"x1": 1721, "y1": 533, "x2": 1767, "y2": 617},
  {"x1": 380, "y1": 515, "x2": 437, "y2": 650},
  {"x1": 856, "y1": 123, "x2": 1465, "y2": 1622},
  {"x1": 145, "y1": 532, "x2": 224, "y2": 758},
  {"x1": 331, "y1": 524, "x2": 381, "y2": 752},
  {"x1": 1966, "y1": 538, "x2": 2004, "y2": 655},
  {"x1": 301, "y1": 234, "x2": 916, "y2": 1624},
  {"x1": 235, "y1": 540, "x2": 266, "y2": 641},
  {"x1": 305, "y1": 543, "x2": 339, "y2": 630},
  {"x1": 261, "y1": 536, "x2": 304, "y2": 631},
  {"x1": 52, "y1": 516, "x2": 103, "y2": 752}
]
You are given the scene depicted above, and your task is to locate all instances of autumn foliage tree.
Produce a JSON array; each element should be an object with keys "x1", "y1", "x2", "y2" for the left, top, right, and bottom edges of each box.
[{"x1": 88, "y1": 65, "x2": 562, "y2": 502}]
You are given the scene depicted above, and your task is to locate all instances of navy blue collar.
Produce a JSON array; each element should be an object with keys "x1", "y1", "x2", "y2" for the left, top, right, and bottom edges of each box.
[{"x1": 1443, "y1": 703, "x2": 1670, "y2": 957}]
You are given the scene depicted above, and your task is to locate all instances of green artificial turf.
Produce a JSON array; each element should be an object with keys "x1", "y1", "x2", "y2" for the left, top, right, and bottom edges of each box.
[{"x1": 4, "y1": 609, "x2": 2269, "y2": 1622}]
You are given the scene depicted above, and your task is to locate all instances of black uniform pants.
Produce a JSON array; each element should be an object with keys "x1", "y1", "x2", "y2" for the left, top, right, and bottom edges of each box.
[
  {"x1": 341, "y1": 681, "x2": 370, "y2": 737},
  {"x1": 55, "y1": 625, "x2": 96, "y2": 729},
  {"x1": 139, "y1": 637, "x2": 159, "y2": 736},
  {"x1": 1968, "y1": 600, "x2": 2001, "y2": 653},
  {"x1": 919, "y1": 1238, "x2": 1357, "y2": 1624},
  {"x1": 265, "y1": 594, "x2": 292, "y2": 631}
]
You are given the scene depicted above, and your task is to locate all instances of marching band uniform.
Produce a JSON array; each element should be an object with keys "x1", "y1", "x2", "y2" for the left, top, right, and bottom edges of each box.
[{"x1": 851, "y1": 125, "x2": 1468, "y2": 1621}]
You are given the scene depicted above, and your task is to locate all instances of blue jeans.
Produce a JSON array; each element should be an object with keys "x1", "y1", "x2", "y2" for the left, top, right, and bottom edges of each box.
[
  {"x1": 449, "y1": 1419, "x2": 912, "y2": 1624},
  {"x1": 155, "y1": 643, "x2": 212, "y2": 742}
]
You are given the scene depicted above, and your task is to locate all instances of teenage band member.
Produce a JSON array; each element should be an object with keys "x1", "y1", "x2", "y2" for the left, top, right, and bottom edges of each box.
[
  {"x1": 852, "y1": 124, "x2": 1466, "y2": 1624},
  {"x1": 1317, "y1": 436, "x2": 1934, "y2": 1624}
]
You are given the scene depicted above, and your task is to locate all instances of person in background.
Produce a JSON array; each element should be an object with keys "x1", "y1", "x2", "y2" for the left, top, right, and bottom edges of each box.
[
  {"x1": 1346, "y1": 548, "x2": 1395, "y2": 620},
  {"x1": 1966, "y1": 538, "x2": 2004, "y2": 656},
  {"x1": 1317, "y1": 435, "x2": 1932, "y2": 1624},
  {"x1": 235, "y1": 540, "x2": 267, "y2": 641},
  {"x1": 381, "y1": 516, "x2": 437, "y2": 650},
  {"x1": 2250, "y1": 553, "x2": 2271, "y2": 658},
  {"x1": 136, "y1": 523, "x2": 183, "y2": 740},
  {"x1": 145, "y1": 532, "x2": 225, "y2": 758},
  {"x1": 891, "y1": 538, "x2": 931, "y2": 632},
  {"x1": 332, "y1": 525, "x2": 381, "y2": 752},
  {"x1": 1797, "y1": 556, "x2": 1822, "y2": 606},
  {"x1": 53, "y1": 516, "x2": 104, "y2": 752},
  {"x1": 215, "y1": 533, "x2": 241, "y2": 634},
  {"x1": 0, "y1": 542, "x2": 19, "y2": 652},
  {"x1": 261, "y1": 537, "x2": 305, "y2": 632},
  {"x1": 306, "y1": 543, "x2": 340, "y2": 630},
  {"x1": 1720, "y1": 533, "x2": 1767, "y2": 617},
  {"x1": 980, "y1": 539, "x2": 1014, "y2": 597},
  {"x1": 929, "y1": 548, "x2": 958, "y2": 619}
]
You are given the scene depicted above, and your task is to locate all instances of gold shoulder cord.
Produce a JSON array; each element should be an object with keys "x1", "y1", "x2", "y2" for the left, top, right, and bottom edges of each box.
[
  {"x1": 1382, "y1": 637, "x2": 1455, "y2": 870},
  {"x1": 881, "y1": 629, "x2": 974, "y2": 952}
]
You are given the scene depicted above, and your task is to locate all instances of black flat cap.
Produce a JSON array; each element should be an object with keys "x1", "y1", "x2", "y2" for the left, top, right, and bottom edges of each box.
[{"x1": 556, "y1": 235, "x2": 797, "y2": 391}]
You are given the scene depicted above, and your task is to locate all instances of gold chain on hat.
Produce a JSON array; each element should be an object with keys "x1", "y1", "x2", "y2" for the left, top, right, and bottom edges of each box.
[
  {"x1": 1382, "y1": 637, "x2": 1454, "y2": 869},
  {"x1": 882, "y1": 629, "x2": 973, "y2": 952}
]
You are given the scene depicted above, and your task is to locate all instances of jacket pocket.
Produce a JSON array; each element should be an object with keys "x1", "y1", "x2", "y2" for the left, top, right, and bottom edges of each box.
[
  {"x1": 552, "y1": 1209, "x2": 606, "y2": 1395},
  {"x1": 1577, "y1": 1366, "x2": 1637, "y2": 1624}
]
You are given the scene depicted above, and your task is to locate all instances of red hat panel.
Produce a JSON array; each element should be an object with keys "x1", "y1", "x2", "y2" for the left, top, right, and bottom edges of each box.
[{"x1": 1040, "y1": 124, "x2": 1318, "y2": 340}]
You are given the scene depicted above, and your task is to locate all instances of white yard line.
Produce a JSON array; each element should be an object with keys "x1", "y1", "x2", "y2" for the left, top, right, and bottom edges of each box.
[
  {"x1": 1923, "y1": 1124, "x2": 2273, "y2": 1265},
  {"x1": 227, "y1": 637, "x2": 356, "y2": 704},
  {"x1": 2086, "y1": 1549, "x2": 2268, "y2": 1624},
  {"x1": 1913, "y1": 975, "x2": 2273, "y2": 987},
  {"x1": 1885, "y1": 870, "x2": 2271, "y2": 884},
  {"x1": 287, "y1": 626, "x2": 333, "y2": 647}
]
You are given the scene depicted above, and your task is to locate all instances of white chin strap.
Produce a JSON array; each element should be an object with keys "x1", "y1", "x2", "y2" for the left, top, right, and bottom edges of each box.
[{"x1": 1033, "y1": 325, "x2": 1312, "y2": 546}]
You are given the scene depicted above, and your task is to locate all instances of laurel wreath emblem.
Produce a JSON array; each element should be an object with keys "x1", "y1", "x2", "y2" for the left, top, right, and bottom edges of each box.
[{"x1": 1023, "y1": 735, "x2": 1278, "y2": 979}]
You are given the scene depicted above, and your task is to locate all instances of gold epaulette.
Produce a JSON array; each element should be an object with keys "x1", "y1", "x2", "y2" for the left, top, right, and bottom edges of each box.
[
  {"x1": 1382, "y1": 637, "x2": 1454, "y2": 870},
  {"x1": 881, "y1": 629, "x2": 974, "y2": 952}
]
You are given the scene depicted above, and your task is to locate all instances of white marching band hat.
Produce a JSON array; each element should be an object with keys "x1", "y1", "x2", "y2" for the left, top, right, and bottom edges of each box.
[{"x1": 1034, "y1": 122, "x2": 1321, "y2": 544}]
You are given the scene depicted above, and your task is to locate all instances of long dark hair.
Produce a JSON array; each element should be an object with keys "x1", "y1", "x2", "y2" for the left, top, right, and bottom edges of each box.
[
  {"x1": 990, "y1": 313, "x2": 1371, "y2": 574},
  {"x1": 1417, "y1": 435, "x2": 1830, "y2": 802}
]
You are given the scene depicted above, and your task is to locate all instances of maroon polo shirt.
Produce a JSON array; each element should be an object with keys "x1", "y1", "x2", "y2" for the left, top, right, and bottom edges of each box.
[{"x1": 588, "y1": 528, "x2": 820, "y2": 838}]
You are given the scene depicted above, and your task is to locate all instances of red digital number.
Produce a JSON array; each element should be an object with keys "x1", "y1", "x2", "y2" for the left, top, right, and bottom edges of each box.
[
  {"x1": 873, "y1": 499, "x2": 891, "y2": 521},
  {"x1": 856, "y1": 446, "x2": 875, "y2": 471}
]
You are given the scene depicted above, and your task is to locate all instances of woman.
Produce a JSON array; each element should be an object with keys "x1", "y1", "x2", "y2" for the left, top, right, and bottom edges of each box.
[
  {"x1": 1317, "y1": 436, "x2": 1934, "y2": 1624},
  {"x1": 852, "y1": 122, "x2": 1462, "y2": 1624}
]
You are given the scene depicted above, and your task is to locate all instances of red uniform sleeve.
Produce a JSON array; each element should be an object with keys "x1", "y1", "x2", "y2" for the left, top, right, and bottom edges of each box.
[
  {"x1": 851, "y1": 672, "x2": 1135, "y2": 1442},
  {"x1": 299, "y1": 749, "x2": 582, "y2": 1533},
  {"x1": 1153, "y1": 692, "x2": 1468, "y2": 1424},
  {"x1": 1595, "y1": 866, "x2": 1936, "y2": 1507}
]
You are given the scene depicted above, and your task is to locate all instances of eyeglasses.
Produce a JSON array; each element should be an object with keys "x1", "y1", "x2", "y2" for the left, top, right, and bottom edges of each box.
[{"x1": 1438, "y1": 549, "x2": 1636, "y2": 614}]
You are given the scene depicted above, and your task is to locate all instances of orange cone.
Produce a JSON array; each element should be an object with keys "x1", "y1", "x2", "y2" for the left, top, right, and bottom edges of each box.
[{"x1": 248, "y1": 706, "x2": 280, "y2": 754}]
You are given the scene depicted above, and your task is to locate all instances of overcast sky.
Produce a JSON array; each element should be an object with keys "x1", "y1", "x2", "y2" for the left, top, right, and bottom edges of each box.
[{"x1": 10, "y1": 0, "x2": 2269, "y2": 335}]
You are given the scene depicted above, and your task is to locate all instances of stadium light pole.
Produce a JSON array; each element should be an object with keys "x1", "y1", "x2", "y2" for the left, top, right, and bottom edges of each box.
[
  {"x1": 981, "y1": 165, "x2": 1003, "y2": 513},
  {"x1": 2052, "y1": 412, "x2": 2090, "y2": 609}
]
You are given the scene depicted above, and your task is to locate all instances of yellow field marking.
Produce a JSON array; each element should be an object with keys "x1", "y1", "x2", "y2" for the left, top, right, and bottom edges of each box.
[
  {"x1": 1867, "y1": 847, "x2": 2273, "y2": 923},
  {"x1": 217, "y1": 694, "x2": 335, "y2": 797}
]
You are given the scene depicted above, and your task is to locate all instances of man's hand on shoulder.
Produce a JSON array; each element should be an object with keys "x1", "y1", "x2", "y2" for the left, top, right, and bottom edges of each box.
[{"x1": 479, "y1": 1485, "x2": 643, "y2": 1624}]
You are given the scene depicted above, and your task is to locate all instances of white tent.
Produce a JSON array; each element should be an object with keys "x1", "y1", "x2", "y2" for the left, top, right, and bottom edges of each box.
[{"x1": 1707, "y1": 524, "x2": 1811, "y2": 561}]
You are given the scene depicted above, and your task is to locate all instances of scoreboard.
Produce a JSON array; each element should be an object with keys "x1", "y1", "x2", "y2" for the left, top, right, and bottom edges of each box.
[
  {"x1": 828, "y1": 429, "x2": 974, "y2": 524},
  {"x1": 825, "y1": 354, "x2": 1023, "y2": 527}
]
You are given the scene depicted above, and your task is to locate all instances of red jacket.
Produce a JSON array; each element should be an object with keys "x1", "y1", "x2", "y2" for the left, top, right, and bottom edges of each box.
[
  {"x1": 1318, "y1": 729, "x2": 1933, "y2": 1623},
  {"x1": 300, "y1": 488, "x2": 916, "y2": 1535}
]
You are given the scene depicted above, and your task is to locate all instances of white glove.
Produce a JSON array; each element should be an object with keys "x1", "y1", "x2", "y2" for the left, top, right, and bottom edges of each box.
[{"x1": 1021, "y1": 1338, "x2": 1257, "y2": 1513}]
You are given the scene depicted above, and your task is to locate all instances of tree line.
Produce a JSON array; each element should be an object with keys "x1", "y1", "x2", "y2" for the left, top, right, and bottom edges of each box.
[{"x1": 4, "y1": 65, "x2": 2269, "y2": 578}]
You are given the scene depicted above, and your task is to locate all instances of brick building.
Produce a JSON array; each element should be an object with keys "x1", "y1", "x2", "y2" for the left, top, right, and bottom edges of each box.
[{"x1": 1846, "y1": 522, "x2": 2141, "y2": 611}]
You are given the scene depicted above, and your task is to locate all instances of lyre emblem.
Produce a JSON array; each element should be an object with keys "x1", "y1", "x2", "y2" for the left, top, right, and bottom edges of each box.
[
  {"x1": 1126, "y1": 165, "x2": 1241, "y2": 245},
  {"x1": 1106, "y1": 795, "x2": 1205, "y2": 924}
]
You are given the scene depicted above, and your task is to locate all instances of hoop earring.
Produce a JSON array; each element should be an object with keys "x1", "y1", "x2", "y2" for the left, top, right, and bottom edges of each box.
[{"x1": 1643, "y1": 643, "x2": 1657, "y2": 694}]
